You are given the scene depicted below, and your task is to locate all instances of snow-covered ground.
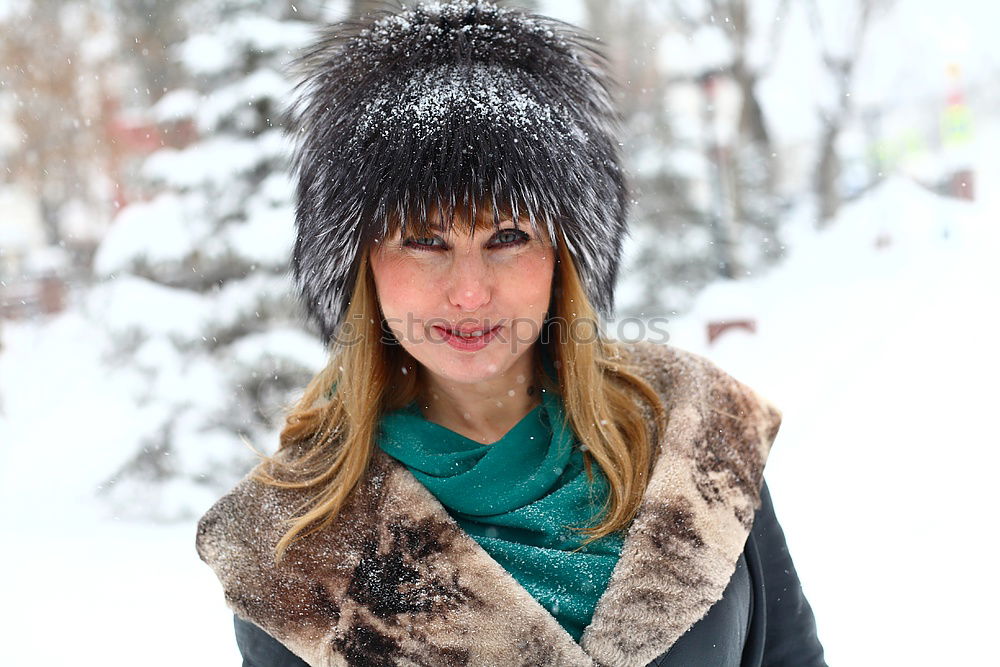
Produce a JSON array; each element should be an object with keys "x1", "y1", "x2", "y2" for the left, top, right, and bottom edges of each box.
[
  {"x1": 0, "y1": 314, "x2": 241, "y2": 663},
  {"x1": 3, "y1": 141, "x2": 998, "y2": 665},
  {"x1": 668, "y1": 179, "x2": 1000, "y2": 664},
  {"x1": 663, "y1": 130, "x2": 1000, "y2": 663}
]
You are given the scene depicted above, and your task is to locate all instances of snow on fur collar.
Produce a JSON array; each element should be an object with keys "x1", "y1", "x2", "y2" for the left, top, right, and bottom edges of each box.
[{"x1": 196, "y1": 341, "x2": 780, "y2": 666}]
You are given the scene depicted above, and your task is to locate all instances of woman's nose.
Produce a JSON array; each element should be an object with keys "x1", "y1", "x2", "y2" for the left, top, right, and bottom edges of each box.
[{"x1": 446, "y1": 253, "x2": 492, "y2": 312}]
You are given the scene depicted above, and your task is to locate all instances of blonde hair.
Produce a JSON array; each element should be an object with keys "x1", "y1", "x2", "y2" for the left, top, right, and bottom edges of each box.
[{"x1": 256, "y1": 219, "x2": 667, "y2": 561}]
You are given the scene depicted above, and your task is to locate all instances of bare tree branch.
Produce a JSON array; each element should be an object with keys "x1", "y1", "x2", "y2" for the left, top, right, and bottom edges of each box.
[{"x1": 806, "y1": 0, "x2": 894, "y2": 224}]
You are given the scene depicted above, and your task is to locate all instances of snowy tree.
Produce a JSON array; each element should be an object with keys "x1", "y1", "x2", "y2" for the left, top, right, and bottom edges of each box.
[
  {"x1": 805, "y1": 0, "x2": 894, "y2": 225},
  {"x1": 562, "y1": 0, "x2": 799, "y2": 317},
  {"x1": 0, "y1": 0, "x2": 121, "y2": 267},
  {"x1": 663, "y1": 0, "x2": 793, "y2": 280},
  {"x1": 110, "y1": 0, "x2": 192, "y2": 102},
  {"x1": 576, "y1": 0, "x2": 704, "y2": 316},
  {"x1": 88, "y1": 0, "x2": 329, "y2": 519}
]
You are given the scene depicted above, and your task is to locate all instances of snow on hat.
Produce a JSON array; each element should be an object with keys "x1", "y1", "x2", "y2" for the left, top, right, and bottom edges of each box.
[{"x1": 286, "y1": 0, "x2": 629, "y2": 344}]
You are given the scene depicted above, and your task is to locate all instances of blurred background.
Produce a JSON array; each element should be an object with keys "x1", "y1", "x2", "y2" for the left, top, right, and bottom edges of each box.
[{"x1": 1, "y1": 0, "x2": 997, "y2": 664}]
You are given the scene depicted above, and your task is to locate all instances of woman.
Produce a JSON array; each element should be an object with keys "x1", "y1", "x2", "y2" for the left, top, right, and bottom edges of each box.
[{"x1": 197, "y1": 2, "x2": 826, "y2": 665}]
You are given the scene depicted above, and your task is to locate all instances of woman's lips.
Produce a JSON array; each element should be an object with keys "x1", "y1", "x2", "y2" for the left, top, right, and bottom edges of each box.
[{"x1": 432, "y1": 324, "x2": 502, "y2": 351}]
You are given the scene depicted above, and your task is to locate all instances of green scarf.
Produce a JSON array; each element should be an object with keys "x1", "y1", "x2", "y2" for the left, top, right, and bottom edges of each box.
[{"x1": 377, "y1": 384, "x2": 624, "y2": 641}]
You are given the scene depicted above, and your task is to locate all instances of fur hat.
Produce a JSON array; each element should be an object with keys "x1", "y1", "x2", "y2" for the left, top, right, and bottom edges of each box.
[{"x1": 285, "y1": 0, "x2": 629, "y2": 344}]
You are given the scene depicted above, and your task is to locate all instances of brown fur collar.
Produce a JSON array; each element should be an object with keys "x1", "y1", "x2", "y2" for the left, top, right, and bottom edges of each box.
[{"x1": 196, "y1": 341, "x2": 781, "y2": 666}]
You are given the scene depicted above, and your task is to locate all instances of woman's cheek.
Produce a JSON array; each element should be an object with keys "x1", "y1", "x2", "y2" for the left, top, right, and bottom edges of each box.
[
  {"x1": 375, "y1": 254, "x2": 425, "y2": 302},
  {"x1": 513, "y1": 250, "x2": 555, "y2": 298}
]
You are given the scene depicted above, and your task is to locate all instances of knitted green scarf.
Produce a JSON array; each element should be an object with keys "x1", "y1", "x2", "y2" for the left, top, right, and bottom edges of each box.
[{"x1": 377, "y1": 383, "x2": 623, "y2": 641}]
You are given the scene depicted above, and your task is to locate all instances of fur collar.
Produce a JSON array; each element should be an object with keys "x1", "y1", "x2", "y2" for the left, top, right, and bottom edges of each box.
[{"x1": 197, "y1": 342, "x2": 781, "y2": 666}]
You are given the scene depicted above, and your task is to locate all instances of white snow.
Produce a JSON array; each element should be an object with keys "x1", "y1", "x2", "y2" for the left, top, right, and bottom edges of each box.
[
  {"x1": 0, "y1": 311, "x2": 239, "y2": 663},
  {"x1": 228, "y1": 326, "x2": 327, "y2": 375},
  {"x1": 177, "y1": 17, "x2": 315, "y2": 78},
  {"x1": 178, "y1": 32, "x2": 235, "y2": 77},
  {"x1": 654, "y1": 179, "x2": 1000, "y2": 662},
  {"x1": 93, "y1": 193, "x2": 211, "y2": 275},
  {"x1": 0, "y1": 185, "x2": 46, "y2": 251},
  {"x1": 206, "y1": 272, "x2": 297, "y2": 334},
  {"x1": 197, "y1": 68, "x2": 295, "y2": 132},
  {"x1": 141, "y1": 131, "x2": 289, "y2": 190},
  {"x1": 152, "y1": 88, "x2": 201, "y2": 123},
  {"x1": 223, "y1": 202, "x2": 296, "y2": 268},
  {"x1": 84, "y1": 274, "x2": 213, "y2": 342}
]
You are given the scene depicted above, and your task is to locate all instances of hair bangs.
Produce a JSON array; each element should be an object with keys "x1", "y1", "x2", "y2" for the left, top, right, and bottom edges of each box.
[{"x1": 376, "y1": 183, "x2": 556, "y2": 246}]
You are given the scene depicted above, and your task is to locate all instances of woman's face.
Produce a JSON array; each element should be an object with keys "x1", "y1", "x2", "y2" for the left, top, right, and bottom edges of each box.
[{"x1": 369, "y1": 216, "x2": 555, "y2": 386}]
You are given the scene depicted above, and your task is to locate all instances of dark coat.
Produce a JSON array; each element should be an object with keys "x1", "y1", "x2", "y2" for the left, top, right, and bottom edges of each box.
[
  {"x1": 197, "y1": 342, "x2": 826, "y2": 666},
  {"x1": 232, "y1": 483, "x2": 824, "y2": 666}
]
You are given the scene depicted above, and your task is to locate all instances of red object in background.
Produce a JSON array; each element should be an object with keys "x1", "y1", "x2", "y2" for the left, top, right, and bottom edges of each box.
[
  {"x1": 107, "y1": 114, "x2": 164, "y2": 153},
  {"x1": 707, "y1": 319, "x2": 757, "y2": 345},
  {"x1": 950, "y1": 169, "x2": 975, "y2": 201},
  {"x1": 38, "y1": 276, "x2": 65, "y2": 314},
  {"x1": 101, "y1": 96, "x2": 198, "y2": 210},
  {"x1": 0, "y1": 276, "x2": 67, "y2": 320}
]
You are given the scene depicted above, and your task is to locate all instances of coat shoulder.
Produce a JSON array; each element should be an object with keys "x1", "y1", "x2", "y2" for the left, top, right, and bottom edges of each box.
[
  {"x1": 195, "y1": 441, "x2": 339, "y2": 574},
  {"x1": 194, "y1": 455, "x2": 400, "y2": 665},
  {"x1": 580, "y1": 341, "x2": 785, "y2": 664},
  {"x1": 196, "y1": 467, "x2": 277, "y2": 566},
  {"x1": 194, "y1": 468, "x2": 299, "y2": 617}
]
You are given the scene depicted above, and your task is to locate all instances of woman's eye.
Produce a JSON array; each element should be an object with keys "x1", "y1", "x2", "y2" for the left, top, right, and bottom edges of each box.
[
  {"x1": 402, "y1": 236, "x2": 445, "y2": 250},
  {"x1": 400, "y1": 229, "x2": 528, "y2": 251},
  {"x1": 491, "y1": 228, "x2": 530, "y2": 247}
]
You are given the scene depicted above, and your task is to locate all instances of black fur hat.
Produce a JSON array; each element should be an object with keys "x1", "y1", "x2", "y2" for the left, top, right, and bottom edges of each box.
[{"x1": 285, "y1": 0, "x2": 629, "y2": 344}]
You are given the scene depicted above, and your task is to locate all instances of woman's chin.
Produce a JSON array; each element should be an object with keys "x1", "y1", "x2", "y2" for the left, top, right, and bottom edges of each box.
[
  {"x1": 426, "y1": 356, "x2": 508, "y2": 385},
  {"x1": 405, "y1": 346, "x2": 524, "y2": 386}
]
